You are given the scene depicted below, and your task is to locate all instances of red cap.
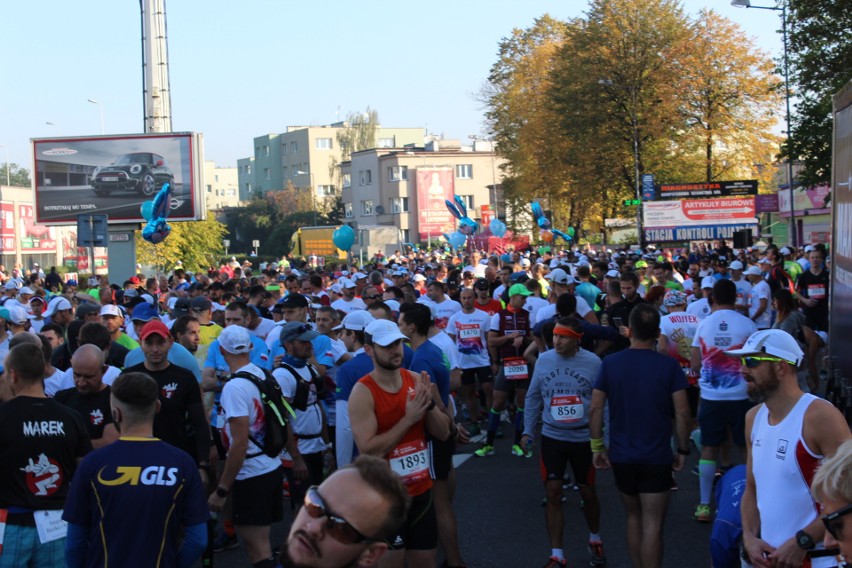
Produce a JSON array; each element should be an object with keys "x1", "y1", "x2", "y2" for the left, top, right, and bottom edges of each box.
[{"x1": 140, "y1": 320, "x2": 171, "y2": 341}]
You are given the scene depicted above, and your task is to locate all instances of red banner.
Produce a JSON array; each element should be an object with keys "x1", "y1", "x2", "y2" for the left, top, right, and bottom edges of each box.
[
  {"x1": 0, "y1": 202, "x2": 14, "y2": 251},
  {"x1": 19, "y1": 204, "x2": 56, "y2": 252},
  {"x1": 416, "y1": 167, "x2": 455, "y2": 242}
]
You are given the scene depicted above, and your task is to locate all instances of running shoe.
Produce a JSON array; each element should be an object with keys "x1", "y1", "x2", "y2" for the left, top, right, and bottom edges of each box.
[
  {"x1": 474, "y1": 444, "x2": 495, "y2": 457},
  {"x1": 524, "y1": 446, "x2": 534, "y2": 458},
  {"x1": 467, "y1": 422, "x2": 481, "y2": 437},
  {"x1": 589, "y1": 541, "x2": 606, "y2": 566},
  {"x1": 543, "y1": 556, "x2": 567, "y2": 568},
  {"x1": 692, "y1": 503, "x2": 712, "y2": 522},
  {"x1": 670, "y1": 472, "x2": 678, "y2": 491},
  {"x1": 212, "y1": 532, "x2": 239, "y2": 552},
  {"x1": 511, "y1": 444, "x2": 525, "y2": 457}
]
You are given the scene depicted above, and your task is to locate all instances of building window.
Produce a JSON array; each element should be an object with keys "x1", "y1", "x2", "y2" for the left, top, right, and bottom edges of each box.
[
  {"x1": 226, "y1": 188, "x2": 236, "y2": 197},
  {"x1": 264, "y1": 168, "x2": 271, "y2": 180},
  {"x1": 458, "y1": 195, "x2": 474, "y2": 209},
  {"x1": 206, "y1": 184, "x2": 212, "y2": 193},
  {"x1": 263, "y1": 146, "x2": 270, "y2": 157},
  {"x1": 291, "y1": 165, "x2": 299, "y2": 177},
  {"x1": 362, "y1": 200, "x2": 373, "y2": 215},
  {"x1": 390, "y1": 197, "x2": 409, "y2": 213},
  {"x1": 359, "y1": 170, "x2": 372, "y2": 185},
  {"x1": 401, "y1": 229, "x2": 410, "y2": 243},
  {"x1": 388, "y1": 165, "x2": 408, "y2": 182},
  {"x1": 344, "y1": 202, "x2": 353, "y2": 218},
  {"x1": 245, "y1": 183, "x2": 251, "y2": 193},
  {"x1": 342, "y1": 173, "x2": 351, "y2": 188},
  {"x1": 246, "y1": 164, "x2": 251, "y2": 175},
  {"x1": 379, "y1": 137, "x2": 395, "y2": 148},
  {"x1": 317, "y1": 184, "x2": 335, "y2": 196},
  {"x1": 290, "y1": 141, "x2": 298, "y2": 153},
  {"x1": 455, "y1": 164, "x2": 473, "y2": 179},
  {"x1": 315, "y1": 138, "x2": 333, "y2": 150}
]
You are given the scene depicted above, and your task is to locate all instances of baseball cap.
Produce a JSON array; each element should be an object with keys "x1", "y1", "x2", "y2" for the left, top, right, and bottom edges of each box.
[
  {"x1": 474, "y1": 278, "x2": 490, "y2": 291},
  {"x1": 18, "y1": 286, "x2": 34, "y2": 295},
  {"x1": 701, "y1": 276, "x2": 716, "y2": 289},
  {"x1": 191, "y1": 297, "x2": 212, "y2": 312},
  {"x1": 547, "y1": 268, "x2": 575, "y2": 285},
  {"x1": 758, "y1": 257, "x2": 771, "y2": 265},
  {"x1": 365, "y1": 319, "x2": 408, "y2": 347},
  {"x1": 520, "y1": 258, "x2": 531, "y2": 267},
  {"x1": 75, "y1": 302, "x2": 100, "y2": 319},
  {"x1": 334, "y1": 311, "x2": 375, "y2": 331},
  {"x1": 412, "y1": 274, "x2": 426, "y2": 282},
  {"x1": 44, "y1": 297, "x2": 72, "y2": 318},
  {"x1": 744, "y1": 266, "x2": 762, "y2": 277},
  {"x1": 804, "y1": 245, "x2": 815, "y2": 253},
  {"x1": 172, "y1": 298, "x2": 191, "y2": 317},
  {"x1": 605, "y1": 269, "x2": 620, "y2": 278},
  {"x1": 279, "y1": 321, "x2": 320, "y2": 344},
  {"x1": 338, "y1": 278, "x2": 357, "y2": 289},
  {"x1": 663, "y1": 289, "x2": 687, "y2": 307},
  {"x1": 1, "y1": 306, "x2": 28, "y2": 325},
  {"x1": 351, "y1": 272, "x2": 367, "y2": 281},
  {"x1": 4, "y1": 281, "x2": 18, "y2": 291},
  {"x1": 139, "y1": 320, "x2": 171, "y2": 341},
  {"x1": 635, "y1": 260, "x2": 648, "y2": 269},
  {"x1": 724, "y1": 329, "x2": 804, "y2": 367},
  {"x1": 508, "y1": 283, "x2": 532, "y2": 297},
  {"x1": 779, "y1": 246, "x2": 792, "y2": 255},
  {"x1": 131, "y1": 302, "x2": 160, "y2": 322},
  {"x1": 729, "y1": 260, "x2": 744, "y2": 271},
  {"x1": 29, "y1": 296, "x2": 45, "y2": 306},
  {"x1": 218, "y1": 325, "x2": 253, "y2": 355},
  {"x1": 66, "y1": 279, "x2": 78, "y2": 287},
  {"x1": 278, "y1": 294, "x2": 309, "y2": 309},
  {"x1": 100, "y1": 304, "x2": 124, "y2": 318},
  {"x1": 330, "y1": 283, "x2": 343, "y2": 294}
]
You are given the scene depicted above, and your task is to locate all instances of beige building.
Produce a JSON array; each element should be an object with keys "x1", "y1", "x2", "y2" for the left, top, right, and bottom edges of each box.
[
  {"x1": 203, "y1": 161, "x2": 239, "y2": 210},
  {"x1": 341, "y1": 139, "x2": 506, "y2": 256}
]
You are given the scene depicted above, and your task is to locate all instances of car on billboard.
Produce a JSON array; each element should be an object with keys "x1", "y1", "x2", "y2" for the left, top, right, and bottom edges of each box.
[{"x1": 90, "y1": 152, "x2": 174, "y2": 197}]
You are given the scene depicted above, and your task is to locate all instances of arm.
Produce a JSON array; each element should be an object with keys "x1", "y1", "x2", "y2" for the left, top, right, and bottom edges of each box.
[
  {"x1": 65, "y1": 522, "x2": 91, "y2": 568},
  {"x1": 589, "y1": 388, "x2": 610, "y2": 469},
  {"x1": 92, "y1": 424, "x2": 120, "y2": 450},
  {"x1": 523, "y1": 340, "x2": 540, "y2": 366},
  {"x1": 657, "y1": 334, "x2": 669, "y2": 355},
  {"x1": 521, "y1": 371, "x2": 543, "y2": 438},
  {"x1": 424, "y1": 381, "x2": 452, "y2": 442},
  {"x1": 741, "y1": 406, "x2": 774, "y2": 568},
  {"x1": 671, "y1": 389, "x2": 690, "y2": 472},
  {"x1": 177, "y1": 522, "x2": 208, "y2": 568},
  {"x1": 201, "y1": 366, "x2": 221, "y2": 393},
  {"x1": 801, "y1": 326, "x2": 821, "y2": 389},
  {"x1": 207, "y1": 416, "x2": 248, "y2": 512},
  {"x1": 487, "y1": 330, "x2": 515, "y2": 349},
  {"x1": 188, "y1": 386, "x2": 212, "y2": 472},
  {"x1": 349, "y1": 383, "x2": 419, "y2": 458},
  {"x1": 751, "y1": 298, "x2": 768, "y2": 321}
]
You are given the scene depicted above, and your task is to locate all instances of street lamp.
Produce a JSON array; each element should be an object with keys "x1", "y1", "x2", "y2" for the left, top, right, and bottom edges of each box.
[
  {"x1": 45, "y1": 121, "x2": 60, "y2": 135},
  {"x1": 296, "y1": 170, "x2": 318, "y2": 226},
  {"x1": 731, "y1": 0, "x2": 796, "y2": 246},
  {"x1": 0, "y1": 144, "x2": 9, "y2": 186},
  {"x1": 87, "y1": 99, "x2": 105, "y2": 135}
]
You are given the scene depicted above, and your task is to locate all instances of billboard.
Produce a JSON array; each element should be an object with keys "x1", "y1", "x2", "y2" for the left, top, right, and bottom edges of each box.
[
  {"x1": 415, "y1": 167, "x2": 455, "y2": 242},
  {"x1": 19, "y1": 204, "x2": 56, "y2": 252},
  {"x1": 644, "y1": 224, "x2": 757, "y2": 243},
  {"x1": 644, "y1": 197, "x2": 757, "y2": 228},
  {"x1": 657, "y1": 180, "x2": 757, "y2": 199},
  {"x1": 32, "y1": 132, "x2": 204, "y2": 225},
  {"x1": 0, "y1": 202, "x2": 14, "y2": 251}
]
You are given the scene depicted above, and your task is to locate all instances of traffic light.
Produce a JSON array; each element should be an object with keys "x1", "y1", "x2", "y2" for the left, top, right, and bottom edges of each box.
[{"x1": 622, "y1": 199, "x2": 641, "y2": 206}]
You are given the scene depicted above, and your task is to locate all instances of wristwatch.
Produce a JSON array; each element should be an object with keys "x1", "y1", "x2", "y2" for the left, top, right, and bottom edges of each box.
[
  {"x1": 215, "y1": 486, "x2": 229, "y2": 498},
  {"x1": 795, "y1": 529, "x2": 815, "y2": 550},
  {"x1": 676, "y1": 447, "x2": 690, "y2": 456}
]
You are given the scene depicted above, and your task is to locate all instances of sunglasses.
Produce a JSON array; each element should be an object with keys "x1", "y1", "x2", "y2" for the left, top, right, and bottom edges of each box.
[
  {"x1": 363, "y1": 294, "x2": 381, "y2": 300},
  {"x1": 823, "y1": 503, "x2": 852, "y2": 541},
  {"x1": 740, "y1": 356, "x2": 793, "y2": 368},
  {"x1": 304, "y1": 486, "x2": 375, "y2": 544}
]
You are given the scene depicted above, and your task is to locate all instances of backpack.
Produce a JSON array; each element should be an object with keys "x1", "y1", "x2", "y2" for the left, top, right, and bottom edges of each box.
[
  {"x1": 230, "y1": 369, "x2": 295, "y2": 458},
  {"x1": 276, "y1": 362, "x2": 323, "y2": 412}
]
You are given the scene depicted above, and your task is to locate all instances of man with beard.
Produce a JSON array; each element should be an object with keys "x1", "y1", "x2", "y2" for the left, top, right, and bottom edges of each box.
[
  {"x1": 725, "y1": 330, "x2": 850, "y2": 568},
  {"x1": 278, "y1": 455, "x2": 409, "y2": 568}
]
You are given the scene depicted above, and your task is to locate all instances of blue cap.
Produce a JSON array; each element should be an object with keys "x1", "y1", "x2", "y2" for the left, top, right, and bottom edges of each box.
[{"x1": 130, "y1": 301, "x2": 160, "y2": 322}]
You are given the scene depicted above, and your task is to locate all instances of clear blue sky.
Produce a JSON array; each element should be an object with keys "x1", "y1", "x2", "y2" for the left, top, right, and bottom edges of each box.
[{"x1": 0, "y1": 0, "x2": 785, "y2": 170}]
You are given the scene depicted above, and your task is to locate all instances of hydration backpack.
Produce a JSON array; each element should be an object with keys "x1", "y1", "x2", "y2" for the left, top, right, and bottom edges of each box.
[{"x1": 230, "y1": 369, "x2": 295, "y2": 458}]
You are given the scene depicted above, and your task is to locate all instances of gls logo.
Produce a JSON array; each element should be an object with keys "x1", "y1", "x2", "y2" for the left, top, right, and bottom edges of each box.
[{"x1": 97, "y1": 465, "x2": 180, "y2": 486}]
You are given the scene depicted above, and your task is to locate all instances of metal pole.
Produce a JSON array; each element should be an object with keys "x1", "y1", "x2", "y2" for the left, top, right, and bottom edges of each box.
[
  {"x1": 311, "y1": 172, "x2": 317, "y2": 226},
  {"x1": 632, "y1": 111, "x2": 644, "y2": 249},
  {"x1": 781, "y1": 4, "x2": 796, "y2": 247}
]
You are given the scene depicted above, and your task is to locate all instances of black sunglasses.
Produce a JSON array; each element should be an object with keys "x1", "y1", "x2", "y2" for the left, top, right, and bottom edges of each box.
[
  {"x1": 363, "y1": 294, "x2": 381, "y2": 300},
  {"x1": 304, "y1": 486, "x2": 376, "y2": 544},
  {"x1": 823, "y1": 503, "x2": 852, "y2": 540}
]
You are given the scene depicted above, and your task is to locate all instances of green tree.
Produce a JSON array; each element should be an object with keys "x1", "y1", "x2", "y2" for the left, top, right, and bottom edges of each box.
[
  {"x1": 783, "y1": 0, "x2": 852, "y2": 186},
  {"x1": 135, "y1": 214, "x2": 228, "y2": 273},
  {"x1": 0, "y1": 163, "x2": 32, "y2": 187}
]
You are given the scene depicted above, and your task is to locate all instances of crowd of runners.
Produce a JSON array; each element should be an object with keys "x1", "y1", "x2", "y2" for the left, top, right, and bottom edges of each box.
[{"x1": 0, "y1": 240, "x2": 851, "y2": 568}]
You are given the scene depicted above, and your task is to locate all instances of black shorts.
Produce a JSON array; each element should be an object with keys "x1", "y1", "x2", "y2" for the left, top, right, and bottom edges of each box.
[
  {"x1": 388, "y1": 490, "x2": 437, "y2": 551},
  {"x1": 611, "y1": 462, "x2": 672, "y2": 495},
  {"x1": 283, "y1": 451, "x2": 325, "y2": 510},
  {"x1": 461, "y1": 366, "x2": 492, "y2": 386},
  {"x1": 698, "y1": 398, "x2": 753, "y2": 447},
  {"x1": 493, "y1": 367, "x2": 530, "y2": 393},
  {"x1": 428, "y1": 436, "x2": 456, "y2": 481},
  {"x1": 686, "y1": 385, "x2": 700, "y2": 419},
  {"x1": 232, "y1": 466, "x2": 284, "y2": 526},
  {"x1": 539, "y1": 435, "x2": 596, "y2": 487}
]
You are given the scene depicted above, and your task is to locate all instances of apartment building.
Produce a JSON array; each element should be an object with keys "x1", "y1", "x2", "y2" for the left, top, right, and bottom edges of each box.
[{"x1": 203, "y1": 161, "x2": 239, "y2": 210}]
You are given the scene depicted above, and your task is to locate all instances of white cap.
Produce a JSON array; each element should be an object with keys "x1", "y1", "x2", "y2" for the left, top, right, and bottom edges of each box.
[
  {"x1": 100, "y1": 304, "x2": 124, "y2": 318},
  {"x1": 605, "y1": 269, "x2": 620, "y2": 278},
  {"x1": 546, "y1": 268, "x2": 575, "y2": 285},
  {"x1": 330, "y1": 283, "x2": 343, "y2": 294},
  {"x1": 701, "y1": 276, "x2": 716, "y2": 289},
  {"x1": 18, "y1": 286, "x2": 34, "y2": 295},
  {"x1": 365, "y1": 320, "x2": 408, "y2": 347},
  {"x1": 334, "y1": 310, "x2": 375, "y2": 331},
  {"x1": 166, "y1": 296, "x2": 178, "y2": 310},
  {"x1": 729, "y1": 260, "x2": 744, "y2": 271},
  {"x1": 351, "y1": 272, "x2": 367, "y2": 281},
  {"x1": 744, "y1": 266, "x2": 762, "y2": 277},
  {"x1": 338, "y1": 278, "x2": 357, "y2": 289},
  {"x1": 141, "y1": 293, "x2": 155, "y2": 305},
  {"x1": 413, "y1": 274, "x2": 426, "y2": 282},
  {"x1": 520, "y1": 258, "x2": 531, "y2": 267},
  {"x1": 218, "y1": 325, "x2": 253, "y2": 355},
  {"x1": 3, "y1": 306, "x2": 29, "y2": 325},
  {"x1": 4, "y1": 281, "x2": 18, "y2": 291},
  {"x1": 724, "y1": 329, "x2": 804, "y2": 366},
  {"x1": 758, "y1": 257, "x2": 771, "y2": 265},
  {"x1": 43, "y1": 297, "x2": 72, "y2": 318},
  {"x1": 779, "y1": 246, "x2": 792, "y2": 255},
  {"x1": 804, "y1": 245, "x2": 815, "y2": 253}
]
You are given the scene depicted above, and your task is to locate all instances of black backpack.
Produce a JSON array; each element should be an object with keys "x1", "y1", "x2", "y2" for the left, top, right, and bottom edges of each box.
[
  {"x1": 230, "y1": 369, "x2": 295, "y2": 458},
  {"x1": 276, "y1": 362, "x2": 323, "y2": 412}
]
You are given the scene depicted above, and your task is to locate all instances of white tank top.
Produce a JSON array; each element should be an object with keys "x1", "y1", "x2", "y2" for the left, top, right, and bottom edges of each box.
[{"x1": 751, "y1": 394, "x2": 837, "y2": 567}]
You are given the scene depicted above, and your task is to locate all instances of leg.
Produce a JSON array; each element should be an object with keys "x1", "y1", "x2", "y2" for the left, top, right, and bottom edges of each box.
[
  {"x1": 545, "y1": 479, "x2": 565, "y2": 548},
  {"x1": 433, "y1": 473, "x2": 464, "y2": 566},
  {"x1": 577, "y1": 484, "x2": 601, "y2": 535},
  {"x1": 482, "y1": 380, "x2": 494, "y2": 419},
  {"x1": 460, "y1": 382, "x2": 478, "y2": 428},
  {"x1": 638, "y1": 491, "x2": 671, "y2": 568},
  {"x1": 513, "y1": 388, "x2": 528, "y2": 446},
  {"x1": 618, "y1": 492, "x2": 643, "y2": 568},
  {"x1": 235, "y1": 524, "x2": 271, "y2": 564}
]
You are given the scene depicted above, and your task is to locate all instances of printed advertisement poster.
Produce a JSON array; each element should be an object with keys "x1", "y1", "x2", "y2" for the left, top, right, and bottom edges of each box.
[
  {"x1": 19, "y1": 204, "x2": 56, "y2": 252},
  {"x1": 415, "y1": 167, "x2": 455, "y2": 242},
  {"x1": 643, "y1": 197, "x2": 756, "y2": 228},
  {"x1": 0, "y1": 202, "x2": 14, "y2": 252}
]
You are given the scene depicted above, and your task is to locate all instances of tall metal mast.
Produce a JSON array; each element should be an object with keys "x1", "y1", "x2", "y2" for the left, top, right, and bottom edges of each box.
[{"x1": 141, "y1": 0, "x2": 172, "y2": 133}]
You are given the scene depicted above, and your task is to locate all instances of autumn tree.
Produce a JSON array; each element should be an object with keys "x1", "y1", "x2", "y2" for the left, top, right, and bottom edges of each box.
[
  {"x1": 0, "y1": 163, "x2": 32, "y2": 187},
  {"x1": 135, "y1": 214, "x2": 228, "y2": 273}
]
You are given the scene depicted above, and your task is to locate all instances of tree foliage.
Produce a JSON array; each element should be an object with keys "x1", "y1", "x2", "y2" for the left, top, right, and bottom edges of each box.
[
  {"x1": 784, "y1": 0, "x2": 852, "y2": 186},
  {"x1": 0, "y1": 163, "x2": 32, "y2": 187},
  {"x1": 135, "y1": 214, "x2": 228, "y2": 273}
]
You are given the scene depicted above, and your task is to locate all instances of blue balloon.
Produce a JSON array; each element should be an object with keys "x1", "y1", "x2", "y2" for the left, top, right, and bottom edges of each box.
[
  {"x1": 500, "y1": 253, "x2": 512, "y2": 263},
  {"x1": 332, "y1": 225, "x2": 356, "y2": 251},
  {"x1": 448, "y1": 231, "x2": 466, "y2": 248},
  {"x1": 152, "y1": 183, "x2": 172, "y2": 220},
  {"x1": 142, "y1": 217, "x2": 171, "y2": 244},
  {"x1": 140, "y1": 201, "x2": 154, "y2": 221},
  {"x1": 489, "y1": 218, "x2": 507, "y2": 238}
]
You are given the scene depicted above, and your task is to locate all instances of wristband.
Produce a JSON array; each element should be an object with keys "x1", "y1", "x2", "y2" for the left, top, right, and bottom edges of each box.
[
  {"x1": 590, "y1": 438, "x2": 606, "y2": 453},
  {"x1": 677, "y1": 447, "x2": 690, "y2": 456},
  {"x1": 426, "y1": 400, "x2": 437, "y2": 412}
]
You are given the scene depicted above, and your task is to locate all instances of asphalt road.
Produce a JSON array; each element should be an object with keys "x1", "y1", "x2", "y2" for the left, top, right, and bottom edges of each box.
[
  {"x1": 36, "y1": 184, "x2": 191, "y2": 222},
  {"x1": 209, "y1": 430, "x2": 712, "y2": 568}
]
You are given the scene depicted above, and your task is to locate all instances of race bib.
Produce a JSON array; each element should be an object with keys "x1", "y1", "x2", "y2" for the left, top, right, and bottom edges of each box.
[
  {"x1": 807, "y1": 285, "x2": 826, "y2": 299},
  {"x1": 457, "y1": 323, "x2": 481, "y2": 341},
  {"x1": 504, "y1": 357, "x2": 529, "y2": 380},
  {"x1": 550, "y1": 395, "x2": 584, "y2": 423},
  {"x1": 34, "y1": 509, "x2": 67, "y2": 544},
  {"x1": 388, "y1": 440, "x2": 430, "y2": 486}
]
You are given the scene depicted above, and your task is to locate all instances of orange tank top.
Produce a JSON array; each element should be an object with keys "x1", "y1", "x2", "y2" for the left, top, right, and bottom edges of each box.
[{"x1": 358, "y1": 369, "x2": 431, "y2": 496}]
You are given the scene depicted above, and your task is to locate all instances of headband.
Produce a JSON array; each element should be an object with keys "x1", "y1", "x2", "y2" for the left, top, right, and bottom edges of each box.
[{"x1": 553, "y1": 326, "x2": 583, "y2": 339}]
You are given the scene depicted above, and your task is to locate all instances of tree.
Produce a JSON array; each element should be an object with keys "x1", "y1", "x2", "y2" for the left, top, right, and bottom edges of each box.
[
  {"x1": 325, "y1": 108, "x2": 380, "y2": 218},
  {"x1": 135, "y1": 214, "x2": 228, "y2": 273},
  {"x1": 0, "y1": 163, "x2": 32, "y2": 187},
  {"x1": 783, "y1": 0, "x2": 852, "y2": 186}
]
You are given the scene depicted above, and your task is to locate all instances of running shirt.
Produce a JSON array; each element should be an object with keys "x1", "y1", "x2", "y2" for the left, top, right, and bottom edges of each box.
[
  {"x1": 535, "y1": 295, "x2": 593, "y2": 325},
  {"x1": 659, "y1": 312, "x2": 700, "y2": 378},
  {"x1": 63, "y1": 438, "x2": 209, "y2": 568},
  {"x1": 692, "y1": 310, "x2": 756, "y2": 401},
  {"x1": 446, "y1": 309, "x2": 491, "y2": 369},
  {"x1": 273, "y1": 364, "x2": 326, "y2": 455},
  {"x1": 54, "y1": 386, "x2": 114, "y2": 441},
  {"x1": 409, "y1": 340, "x2": 451, "y2": 406},
  {"x1": 331, "y1": 297, "x2": 367, "y2": 315},
  {"x1": 523, "y1": 296, "x2": 549, "y2": 323},
  {"x1": 197, "y1": 322, "x2": 223, "y2": 346},
  {"x1": 417, "y1": 297, "x2": 462, "y2": 330},
  {"x1": 686, "y1": 298, "x2": 711, "y2": 321},
  {"x1": 748, "y1": 279, "x2": 772, "y2": 329},
  {"x1": 731, "y1": 278, "x2": 752, "y2": 312},
  {"x1": 474, "y1": 299, "x2": 503, "y2": 316}
]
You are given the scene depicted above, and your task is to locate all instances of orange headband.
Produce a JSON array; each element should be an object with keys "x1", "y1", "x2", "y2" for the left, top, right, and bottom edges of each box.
[{"x1": 554, "y1": 326, "x2": 583, "y2": 339}]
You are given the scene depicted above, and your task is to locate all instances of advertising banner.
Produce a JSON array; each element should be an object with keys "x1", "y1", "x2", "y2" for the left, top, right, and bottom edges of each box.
[
  {"x1": 32, "y1": 132, "x2": 204, "y2": 225},
  {"x1": 481, "y1": 204, "x2": 494, "y2": 225},
  {"x1": 657, "y1": 180, "x2": 757, "y2": 199},
  {"x1": 644, "y1": 224, "x2": 757, "y2": 243},
  {"x1": 755, "y1": 194, "x2": 779, "y2": 213},
  {"x1": 415, "y1": 167, "x2": 455, "y2": 242},
  {"x1": 644, "y1": 197, "x2": 757, "y2": 228},
  {"x1": 0, "y1": 202, "x2": 14, "y2": 252},
  {"x1": 19, "y1": 204, "x2": 57, "y2": 252}
]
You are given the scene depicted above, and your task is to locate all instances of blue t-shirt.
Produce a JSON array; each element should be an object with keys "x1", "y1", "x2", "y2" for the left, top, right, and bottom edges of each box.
[
  {"x1": 594, "y1": 348, "x2": 687, "y2": 464},
  {"x1": 63, "y1": 438, "x2": 209, "y2": 568},
  {"x1": 335, "y1": 352, "x2": 374, "y2": 402},
  {"x1": 205, "y1": 334, "x2": 271, "y2": 372},
  {"x1": 269, "y1": 334, "x2": 334, "y2": 370},
  {"x1": 711, "y1": 465, "x2": 747, "y2": 568},
  {"x1": 408, "y1": 340, "x2": 451, "y2": 406},
  {"x1": 125, "y1": 343, "x2": 201, "y2": 382}
]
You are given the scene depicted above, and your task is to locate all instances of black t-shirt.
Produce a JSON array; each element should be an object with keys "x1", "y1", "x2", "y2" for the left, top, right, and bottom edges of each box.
[
  {"x1": 54, "y1": 386, "x2": 114, "y2": 441},
  {"x1": 123, "y1": 362, "x2": 204, "y2": 460},
  {"x1": 605, "y1": 296, "x2": 647, "y2": 354},
  {"x1": 796, "y1": 269, "x2": 830, "y2": 332},
  {"x1": 0, "y1": 396, "x2": 92, "y2": 510}
]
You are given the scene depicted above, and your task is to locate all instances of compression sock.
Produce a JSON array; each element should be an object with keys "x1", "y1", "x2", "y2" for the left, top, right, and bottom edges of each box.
[
  {"x1": 698, "y1": 460, "x2": 716, "y2": 505},
  {"x1": 551, "y1": 548, "x2": 565, "y2": 561},
  {"x1": 514, "y1": 407, "x2": 525, "y2": 444},
  {"x1": 224, "y1": 519, "x2": 235, "y2": 538},
  {"x1": 486, "y1": 408, "x2": 501, "y2": 446}
]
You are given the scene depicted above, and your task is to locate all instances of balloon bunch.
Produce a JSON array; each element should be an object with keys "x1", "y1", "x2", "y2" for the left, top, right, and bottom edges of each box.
[
  {"x1": 530, "y1": 202, "x2": 575, "y2": 244},
  {"x1": 332, "y1": 225, "x2": 355, "y2": 251},
  {"x1": 141, "y1": 183, "x2": 173, "y2": 244},
  {"x1": 443, "y1": 195, "x2": 479, "y2": 249},
  {"x1": 489, "y1": 218, "x2": 507, "y2": 238}
]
